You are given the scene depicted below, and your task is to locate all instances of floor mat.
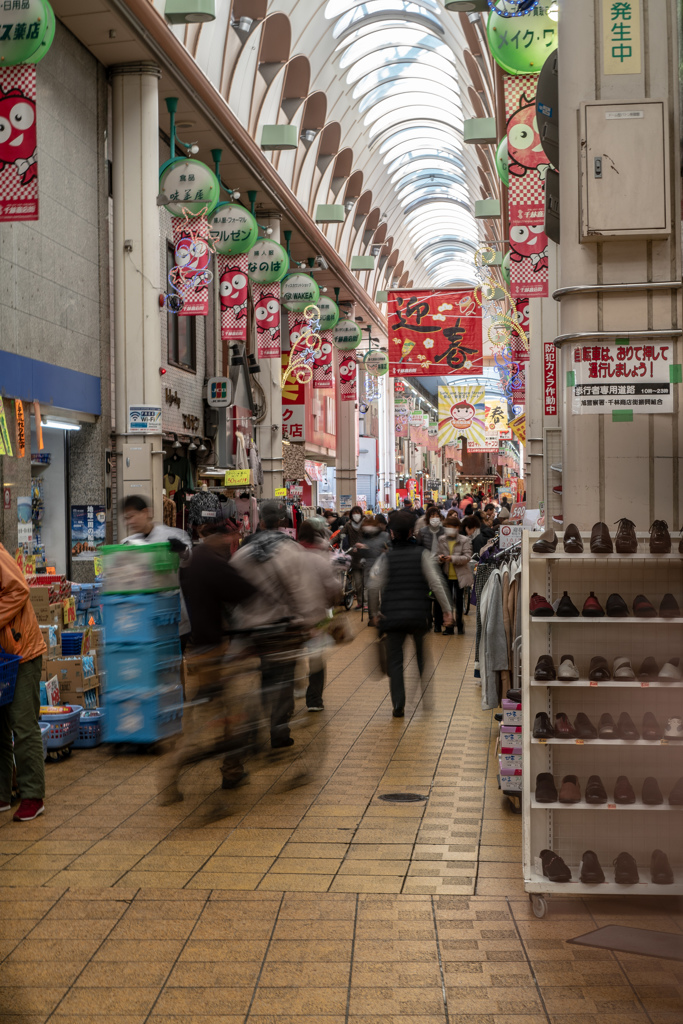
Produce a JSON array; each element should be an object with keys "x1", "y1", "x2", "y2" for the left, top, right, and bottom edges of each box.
[{"x1": 568, "y1": 924, "x2": 683, "y2": 961}]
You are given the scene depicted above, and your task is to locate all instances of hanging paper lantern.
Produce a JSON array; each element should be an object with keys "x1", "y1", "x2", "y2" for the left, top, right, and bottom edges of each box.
[
  {"x1": 317, "y1": 295, "x2": 340, "y2": 331},
  {"x1": 332, "y1": 319, "x2": 362, "y2": 351},
  {"x1": 502, "y1": 251, "x2": 510, "y2": 286},
  {"x1": 246, "y1": 239, "x2": 289, "y2": 284},
  {"x1": 486, "y1": 7, "x2": 557, "y2": 75},
  {"x1": 280, "y1": 272, "x2": 320, "y2": 312},
  {"x1": 495, "y1": 136, "x2": 509, "y2": 187},
  {"x1": 159, "y1": 157, "x2": 220, "y2": 217},
  {"x1": 208, "y1": 202, "x2": 258, "y2": 255},
  {"x1": 364, "y1": 349, "x2": 389, "y2": 377}
]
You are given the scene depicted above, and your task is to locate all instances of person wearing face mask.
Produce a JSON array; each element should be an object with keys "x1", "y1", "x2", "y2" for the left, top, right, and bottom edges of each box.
[
  {"x1": 358, "y1": 516, "x2": 389, "y2": 620},
  {"x1": 436, "y1": 514, "x2": 474, "y2": 635},
  {"x1": 340, "y1": 506, "x2": 366, "y2": 608},
  {"x1": 417, "y1": 508, "x2": 445, "y2": 555}
]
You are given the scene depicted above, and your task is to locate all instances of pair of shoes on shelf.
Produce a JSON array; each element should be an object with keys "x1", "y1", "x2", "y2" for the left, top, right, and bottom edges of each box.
[
  {"x1": 541, "y1": 849, "x2": 674, "y2": 885},
  {"x1": 536, "y1": 520, "x2": 683, "y2": 555},
  {"x1": 535, "y1": 772, "x2": 672, "y2": 805}
]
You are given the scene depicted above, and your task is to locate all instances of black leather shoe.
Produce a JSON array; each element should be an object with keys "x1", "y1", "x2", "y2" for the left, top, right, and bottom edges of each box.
[
  {"x1": 649, "y1": 519, "x2": 671, "y2": 553},
  {"x1": 638, "y1": 657, "x2": 659, "y2": 681},
  {"x1": 659, "y1": 593, "x2": 681, "y2": 619},
  {"x1": 598, "y1": 712, "x2": 617, "y2": 739},
  {"x1": 532, "y1": 528, "x2": 558, "y2": 553},
  {"x1": 506, "y1": 688, "x2": 521, "y2": 702},
  {"x1": 617, "y1": 712, "x2": 639, "y2": 740},
  {"x1": 614, "y1": 775, "x2": 636, "y2": 804},
  {"x1": 392, "y1": 707, "x2": 404, "y2": 718},
  {"x1": 615, "y1": 517, "x2": 638, "y2": 553},
  {"x1": 556, "y1": 591, "x2": 579, "y2": 617},
  {"x1": 590, "y1": 522, "x2": 613, "y2": 554},
  {"x1": 533, "y1": 655, "x2": 556, "y2": 681},
  {"x1": 651, "y1": 849, "x2": 674, "y2": 884},
  {"x1": 533, "y1": 712, "x2": 554, "y2": 738},
  {"x1": 633, "y1": 594, "x2": 657, "y2": 618},
  {"x1": 668, "y1": 777, "x2": 683, "y2": 805},
  {"x1": 574, "y1": 712, "x2": 598, "y2": 739},
  {"x1": 563, "y1": 523, "x2": 584, "y2": 553},
  {"x1": 605, "y1": 593, "x2": 629, "y2": 617},
  {"x1": 535, "y1": 773, "x2": 558, "y2": 803},
  {"x1": 642, "y1": 777, "x2": 663, "y2": 805},
  {"x1": 588, "y1": 656, "x2": 611, "y2": 681},
  {"x1": 642, "y1": 712, "x2": 663, "y2": 741},
  {"x1": 613, "y1": 851, "x2": 639, "y2": 884},
  {"x1": 540, "y1": 848, "x2": 571, "y2": 882},
  {"x1": 585, "y1": 774, "x2": 607, "y2": 803},
  {"x1": 580, "y1": 850, "x2": 605, "y2": 883}
]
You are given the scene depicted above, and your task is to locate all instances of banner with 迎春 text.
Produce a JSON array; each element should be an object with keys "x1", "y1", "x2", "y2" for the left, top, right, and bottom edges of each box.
[{"x1": 388, "y1": 289, "x2": 482, "y2": 376}]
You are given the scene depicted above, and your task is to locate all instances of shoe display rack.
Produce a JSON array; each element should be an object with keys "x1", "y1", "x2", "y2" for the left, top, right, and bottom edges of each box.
[{"x1": 522, "y1": 531, "x2": 683, "y2": 918}]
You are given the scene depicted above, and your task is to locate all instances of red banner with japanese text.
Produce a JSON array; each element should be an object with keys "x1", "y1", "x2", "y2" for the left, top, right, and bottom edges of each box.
[
  {"x1": 543, "y1": 341, "x2": 557, "y2": 417},
  {"x1": 218, "y1": 253, "x2": 248, "y2": 342},
  {"x1": 387, "y1": 289, "x2": 482, "y2": 376},
  {"x1": 504, "y1": 75, "x2": 549, "y2": 298},
  {"x1": 0, "y1": 66, "x2": 38, "y2": 222},
  {"x1": 339, "y1": 351, "x2": 357, "y2": 402},
  {"x1": 171, "y1": 215, "x2": 211, "y2": 316},
  {"x1": 253, "y1": 282, "x2": 281, "y2": 359},
  {"x1": 313, "y1": 332, "x2": 334, "y2": 389},
  {"x1": 281, "y1": 324, "x2": 305, "y2": 441}
]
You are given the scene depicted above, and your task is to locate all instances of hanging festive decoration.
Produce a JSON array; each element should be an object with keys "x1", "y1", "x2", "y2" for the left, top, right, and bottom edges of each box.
[
  {"x1": 364, "y1": 372, "x2": 382, "y2": 404},
  {"x1": 339, "y1": 352, "x2": 358, "y2": 402},
  {"x1": 168, "y1": 215, "x2": 213, "y2": 316},
  {"x1": 281, "y1": 328, "x2": 306, "y2": 442},
  {"x1": 387, "y1": 289, "x2": 482, "y2": 376},
  {"x1": 438, "y1": 384, "x2": 486, "y2": 448},
  {"x1": 282, "y1": 304, "x2": 322, "y2": 387}
]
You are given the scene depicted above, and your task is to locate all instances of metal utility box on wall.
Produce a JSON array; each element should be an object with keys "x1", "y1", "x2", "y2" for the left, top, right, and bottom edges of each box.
[{"x1": 579, "y1": 99, "x2": 670, "y2": 243}]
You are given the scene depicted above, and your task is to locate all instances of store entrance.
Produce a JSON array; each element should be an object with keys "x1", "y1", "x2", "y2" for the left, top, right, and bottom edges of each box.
[{"x1": 29, "y1": 424, "x2": 69, "y2": 576}]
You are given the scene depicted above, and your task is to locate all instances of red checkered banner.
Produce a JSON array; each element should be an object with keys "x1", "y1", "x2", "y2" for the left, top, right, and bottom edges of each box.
[
  {"x1": 504, "y1": 75, "x2": 549, "y2": 298},
  {"x1": 253, "y1": 283, "x2": 281, "y2": 359},
  {"x1": 339, "y1": 352, "x2": 357, "y2": 402},
  {"x1": 313, "y1": 331, "x2": 334, "y2": 389},
  {"x1": 0, "y1": 66, "x2": 38, "y2": 222},
  {"x1": 217, "y1": 253, "x2": 248, "y2": 342},
  {"x1": 510, "y1": 297, "x2": 530, "y2": 363},
  {"x1": 171, "y1": 215, "x2": 211, "y2": 316}
]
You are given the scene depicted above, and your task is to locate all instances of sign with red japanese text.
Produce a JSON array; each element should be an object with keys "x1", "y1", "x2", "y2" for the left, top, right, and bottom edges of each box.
[
  {"x1": 395, "y1": 398, "x2": 409, "y2": 437},
  {"x1": 437, "y1": 384, "x2": 486, "y2": 448},
  {"x1": 387, "y1": 289, "x2": 482, "y2": 376},
  {"x1": 468, "y1": 432, "x2": 501, "y2": 454},
  {"x1": 543, "y1": 340, "x2": 557, "y2": 416},
  {"x1": 171, "y1": 216, "x2": 211, "y2": 316},
  {"x1": 570, "y1": 341, "x2": 674, "y2": 415},
  {"x1": 281, "y1": 348, "x2": 305, "y2": 441},
  {"x1": 313, "y1": 333, "x2": 334, "y2": 389},
  {"x1": 505, "y1": 75, "x2": 549, "y2": 298},
  {"x1": 339, "y1": 352, "x2": 357, "y2": 402},
  {"x1": 0, "y1": 66, "x2": 38, "y2": 222},
  {"x1": 209, "y1": 202, "x2": 258, "y2": 256},
  {"x1": 217, "y1": 253, "x2": 248, "y2": 342},
  {"x1": 252, "y1": 283, "x2": 281, "y2": 359}
]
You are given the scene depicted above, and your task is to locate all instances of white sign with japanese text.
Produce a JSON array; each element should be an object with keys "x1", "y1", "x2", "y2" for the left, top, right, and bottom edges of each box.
[
  {"x1": 570, "y1": 342, "x2": 673, "y2": 415},
  {"x1": 602, "y1": 0, "x2": 642, "y2": 76},
  {"x1": 128, "y1": 405, "x2": 162, "y2": 433}
]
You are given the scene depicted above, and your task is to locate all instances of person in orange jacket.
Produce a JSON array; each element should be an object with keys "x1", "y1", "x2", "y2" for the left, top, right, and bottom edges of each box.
[{"x1": 0, "y1": 544, "x2": 47, "y2": 821}]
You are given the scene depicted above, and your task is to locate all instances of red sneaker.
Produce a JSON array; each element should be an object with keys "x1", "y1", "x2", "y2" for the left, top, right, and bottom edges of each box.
[{"x1": 13, "y1": 799, "x2": 44, "y2": 822}]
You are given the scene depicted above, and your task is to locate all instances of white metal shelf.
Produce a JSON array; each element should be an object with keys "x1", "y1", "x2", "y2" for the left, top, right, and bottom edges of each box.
[
  {"x1": 531, "y1": 737, "x2": 679, "y2": 747},
  {"x1": 531, "y1": 616, "x2": 682, "y2": 625},
  {"x1": 531, "y1": 798, "x2": 683, "y2": 812},
  {"x1": 530, "y1": 552, "x2": 683, "y2": 561},
  {"x1": 525, "y1": 868, "x2": 682, "y2": 895},
  {"x1": 530, "y1": 678, "x2": 683, "y2": 688}
]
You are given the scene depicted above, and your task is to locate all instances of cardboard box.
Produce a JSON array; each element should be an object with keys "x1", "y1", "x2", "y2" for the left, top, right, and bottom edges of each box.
[
  {"x1": 58, "y1": 676, "x2": 99, "y2": 705},
  {"x1": 47, "y1": 654, "x2": 98, "y2": 692},
  {"x1": 91, "y1": 628, "x2": 105, "y2": 652},
  {"x1": 33, "y1": 601, "x2": 63, "y2": 629},
  {"x1": 501, "y1": 698, "x2": 522, "y2": 726},
  {"x1": 29, "y1": 587, "x2": 51, "y2": 620}
]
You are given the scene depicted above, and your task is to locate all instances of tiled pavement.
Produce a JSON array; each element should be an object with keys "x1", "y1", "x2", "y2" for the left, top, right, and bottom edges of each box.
[{"x1": 1, "y1": 617, "x2": 682, "y2": 1022}]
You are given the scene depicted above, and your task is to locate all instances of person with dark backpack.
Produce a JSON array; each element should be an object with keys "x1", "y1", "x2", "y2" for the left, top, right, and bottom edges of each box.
[{"x1": 368, "y1": 511, "x2": 452, "y2": 717}]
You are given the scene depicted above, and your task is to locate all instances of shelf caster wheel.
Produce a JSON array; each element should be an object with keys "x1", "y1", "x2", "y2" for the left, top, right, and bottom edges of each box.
[{"x1": 530, "y1": 894, "x2": 548, "y2": 919}]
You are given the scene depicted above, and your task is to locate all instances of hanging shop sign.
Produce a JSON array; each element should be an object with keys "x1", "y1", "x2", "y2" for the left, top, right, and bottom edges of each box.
[
  {"x1": 0, "y1": 66, "x2": 38, "y2": 222},
  {"x1": 70, "y1": 505, "x2": 106, "y2": 561},
  {"x1": 224, "y1": 469, "x2": 251, "y2": 486},
  {"x1": 511, "y1": 362, "x2": 526, "y2": 404},
  {"x1": 281, "y1": 272, "x2": 320, "y2": 312},
  {"x1": 208, "y1": 202, "x2": 258, "y2": 255},
  {"x1": 246, "y1": 239, "x2": 289, "y2": 284},
  {"x1": 170, "y1": 218, "x2": 212, "y2": 316},
  {"x1": 218, "y1": 255, "x2": 248, "y2": 342},
  {"x1": 364, "y1": 349, "x2": 389, "y2": 377},
  {"x1": 570, "y1": 341, "x2": 675, "y2": 415},
  {"x1": 128, "y1": 404, "x2": 162, "y2": 433},
  {"x1": 206, "y1": 377, "x2": 233, "y2": 408},
  {"x1": 387, "y1": 289, "x2": 482, "y2": 376},
  {"x1": 427, "y1": 423, "x2": 438, "y2": 452},
  {"x1": 312, "y1": 335, "x2": 334, "y2": 389},
  {"x1": 394, "y1": 397, "x2": 409, "y2": 437},
  {"x1": 543, "y1": 341, "x2": 557, "y2": 416},
  {"x1": 409, "y1": 412, "x2": 424, "y2": 446},
  {"x1": 505, "y1": 74, "x2": 549, "y2": 297},
  {"x1": 339, "y1": 352, "x2": 358, "y2": 402},
  {"x1": 510, "y1": 297, "x2": 530, "y2": 362},
  {"x1": 317, "y1": 295, "x2": 340, "y2": 332},
  {"x1": 485, "y1": 399, "x2": 512, "y2": 439},
  {"x1": 602, "y1": 0, "x2": 641, "y2": 76},
  {"x1": 437, "y1": 384, "x2": 486, "y2": 448},
  {"x1": 495, "y1": 136, "x2": 509, "y2": 187},
  {"x1": 15, "y1": 399, "x2": 25, "y2": 457},
  {"x1": 468, "y1": 432, "x2": 501, "y2": 454},
  {"x1": 159, "y1": 157, "x2": 220, "y2": 218},
  {"x1": 0, "y1": 0, "x2": 54, "y2": 66},
  {"x1": 332, "y1": 318, "x2": 362, "y2": 351},
  {"x1": 509, "y1": 412, "x2": 526, "y2": 444},
  {"x1": 487, "y1": 5, "x2": 558, "y2": 76}
]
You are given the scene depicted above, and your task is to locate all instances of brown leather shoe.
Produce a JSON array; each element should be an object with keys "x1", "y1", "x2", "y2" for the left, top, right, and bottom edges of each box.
[
  {"x1": 532, "y1": 528, "x2": 558, "y2": 553},
  {"x1": 649, "y1": 520, "x2": 671, "y2": 553},
  {"x1": 615, "y1": 517, "x2": 638, "y2": 553},
  {"x1": 555, "y1": 712, "x2": 576, "y2": 738},
  {"x1": 559, "y1": 774, "x2": 581, "y2": 803},
  {"x1": 590, "y1": 522, "x2": 613, "y2": 554},
  {"x1": 563, "y1": 523, "x2": 584, "y2": 553}
]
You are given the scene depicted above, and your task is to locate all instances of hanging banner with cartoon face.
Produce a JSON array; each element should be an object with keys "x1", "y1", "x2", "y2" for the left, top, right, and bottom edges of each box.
[
  {"x1": 394, "y1": 397, "x2": 409, "y2": 436},
  {"x1": 281, "y1": 320, "x2": 306, "y2": 441},
  {"x1": 438, "y1": 384, "x2": 486, "y2": 448},
  {"x1": 339, "y1": 352, "x2": 357, "y2": 402},
  {"x1": 170, "y1": 216, "x2": 212, "y2": 316},
  {"x1": 217, "y1": 253, "x2": 248, "y2": 342},
  {"x1": 505, "y1": 74, "x2": 549, "y2": 298},
  {"x1": 252, "y1": 282, "x2": 281, "y2": 359},
  {"x1": 0, "y1": 66, "x2": 38, "y2": 222},
  {"x1": 313, "y1": 333, "x2": 334, "y2": 389}
]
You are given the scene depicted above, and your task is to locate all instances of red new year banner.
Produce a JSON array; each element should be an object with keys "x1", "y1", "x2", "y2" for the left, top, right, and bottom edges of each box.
[
  {"x1": 0, "y1": 66, "x2": 38, "y2": 222},
  {"x1": 387, "y1": 289, "x2": 482, "y2": 376},
  {"x1": 253, "y1": 282, "x2": 281, "y2": 359},
  {"x1": 313, "y1": 331, "x2": 334, "y2": 389},
  {"x1": 543, "y1": 340, "x2": 557, "y2": 417},
  {"x1": 218, "y1": 253, "x2": 248, "y2": 342},
  {"x1": 171, "y1": 215, "x2": 211, "y2": 316},
  {"x1": 504, "y1": 75, "x2": 549, "y2": 298},
  {"x1": 339, "y1": 352, "x2": 357, "y2": 402}
]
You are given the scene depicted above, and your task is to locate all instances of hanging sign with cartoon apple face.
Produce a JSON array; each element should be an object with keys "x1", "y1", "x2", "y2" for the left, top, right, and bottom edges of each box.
[
  {"x1": 339, "y1": 352, "x2": 357, "y2": 402},
  {"x1": 0, "y1": 66, "x2": 38, "y2": 221},
  {"x1": 253, "y1": 282, "x2": 282, "y2": 359},
  {"x1": 217, "y1": 253, "x2": 249, "y2": 342}
]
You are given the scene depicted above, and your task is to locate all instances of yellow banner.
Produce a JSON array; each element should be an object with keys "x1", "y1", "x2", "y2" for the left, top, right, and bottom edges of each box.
[
  {"x1": 602, "y1": 0, "x2": 641, "y2": 75},
  {"x1": 15, "y1": 400, "x2": 25, "y2": 458},
  {"x1": 510, "y1": 413, "x2": 526, "y2": 446},
  {"x1": 224, "y1": 469, "x2": 252, "y2": 487},
  {"x1": 0, "y1": 399, "x2": 13, "y2": 457},
  {"x1": 438, "y1": 384, "x2": 486, "y2": 448}
]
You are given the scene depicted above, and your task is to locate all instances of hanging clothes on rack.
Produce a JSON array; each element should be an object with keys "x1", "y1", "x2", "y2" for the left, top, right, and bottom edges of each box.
[{"x1": 234, "y1": 431, "x2": 249, "y2": 470}]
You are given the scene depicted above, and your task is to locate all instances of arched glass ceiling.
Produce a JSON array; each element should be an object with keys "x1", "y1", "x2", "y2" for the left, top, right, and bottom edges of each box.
[{"x1": 326, "y1": 0, "x2": 478, "y2": 288}]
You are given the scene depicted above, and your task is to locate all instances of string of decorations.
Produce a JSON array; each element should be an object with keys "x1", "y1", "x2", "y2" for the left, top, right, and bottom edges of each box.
[
  {"x1": 281, "y1": 304, "x2": 322, "y2": 387},
  {"x1": 166, "y1": 204, "x2": 216, "y2": 315}
]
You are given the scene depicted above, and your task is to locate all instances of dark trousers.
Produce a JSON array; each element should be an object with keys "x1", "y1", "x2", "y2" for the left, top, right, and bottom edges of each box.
[
  {"x1": 306, "y1": 654, "x2": 325, "y2": 708},
  {"x1": 0, "y1": 655, "x2": 44, "y2": 803},
  {"x1": 261, "y1": 657, "x2": 295, "y2": 744},
  {"x1": 433, "y1": 579, "x2": 464, "y2": 632},
  {"x1": 385, "y1": 629, "x2": 426, "y2": 711}
]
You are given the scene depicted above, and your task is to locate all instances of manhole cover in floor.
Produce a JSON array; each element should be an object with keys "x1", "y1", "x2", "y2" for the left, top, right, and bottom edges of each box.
[{"x1": 378, "y1": 792, "x2": 427, "y2": 803}]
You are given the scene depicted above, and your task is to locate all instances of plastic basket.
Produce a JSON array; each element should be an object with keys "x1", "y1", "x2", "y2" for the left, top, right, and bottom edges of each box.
[
  {"x1": 40, "y1": 705, "x2": 82, "y2": 750},
  {"x1": 74, "y1": 709, "x2": 104, "y2": 748},
  {"x1": 0, "y1": 650, "x2": 21, "y2": 707},
  {"x1": 40, "y1": 722, "x2": 50, "y2": 760},
  {"x1": 104, "y1": 638, "x2": 182, "y2": 693},
  {"x1": 102, "y1": 592, "x2": 181, "y2": 645},
  {"x1": 103, "y1": 684, "x2": 183, "y2": 744},
  {"x1": 61, "y1": 632, "x2": 84, "y2": 656},
  {"x1": 101, "y1": 543, "x2": 180, "y2": 595}
]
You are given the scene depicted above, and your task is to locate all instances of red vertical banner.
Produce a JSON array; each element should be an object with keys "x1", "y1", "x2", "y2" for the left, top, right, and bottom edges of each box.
[
  {"x1": 313, "y1": 331, "x2": 334, "y2": 389},
  {"x1": 171, "y1": 215, "x2": 211, "y2": 316},
  {"x1": 339, "y1": 352, "x2": 357, "y2": 402},
  {"x1": 253, "y1": 282, "x2": 281, "y2": 359},
  {"x1": 281, "y1": 325, "x2": 305, "y2": 442},
  {"x1": 510, "y1": 297, "x2": 530, "y2": 362},
  {"x1": 504, "y1": 75, "x2": 549, "y2": 298},
  {"x1": 511, "y1": 363, "x2": 526, "y2": 405},
  {"x1": 543, "y1": 341, "x2": 557, "y2": 417},
  {"x1": 0, "y1": 66, "x2": 38, "y2": 222},
  {"x1": 217, "y1": 253, "x2": 248, "y2": 342}
]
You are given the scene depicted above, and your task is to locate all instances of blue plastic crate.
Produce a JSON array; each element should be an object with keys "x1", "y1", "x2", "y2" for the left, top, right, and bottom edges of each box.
[
  {"x1": 103, "y1": 638, "x2": 181, "y2": 693},
  {"x1": 101, "y1": 592, "x2": 181, "y2": 646},
  {"x1": 103, "y1": 684, "x2": 183, "y2": 744},
  {"x1": 0, "y1": 649, "x2": 21, "y2": 707},
  {"x1": 74, "y1": 709, "x2": 104, "y2": 748},
  {"x1": 40, "y1": 722, "x2": 50, "y2": 760},
  {"x1": 61, "y1": 631, "x2": 83, "y2": 656},
  {"x1": 40, "y1": 705, "x2": 83, "y2": 750}
]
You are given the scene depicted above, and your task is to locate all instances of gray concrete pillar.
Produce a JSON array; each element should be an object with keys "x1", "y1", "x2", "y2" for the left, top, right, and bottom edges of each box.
[{"x1": 255, "y1": 214, "x2": 284, "y2": 499}]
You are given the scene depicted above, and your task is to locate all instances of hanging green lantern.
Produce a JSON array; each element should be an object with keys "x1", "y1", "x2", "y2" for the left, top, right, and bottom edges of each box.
[
  {"x1": 159, "y1": 157, "x2": 221, "y2": 217},
  {"x1": 317, "y1": 295, "x2": 340, "y2": 331},
  {"x1": 280, "y1": 272, "x2": 320, "y2": 312},
  {"x1": 487, "y1": 7, "x2": 558, "y2": 75},
  {"x1": 495, "y1": 136, "x2": 509, "y2": 187},
  {"x1": 208, "y1": 202, "x2": 258, "y2": 255}
]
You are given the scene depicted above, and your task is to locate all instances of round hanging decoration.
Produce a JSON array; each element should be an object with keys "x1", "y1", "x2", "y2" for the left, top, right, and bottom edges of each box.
[
  {"x1": 332, "y1": 318, "x2": 362, "y2": 351},
  {"x1": 281, "y1": 272, "x2": 320, "y2": 312},
  {"x1": 495, "y1": 136, "x2": 509, "y2": 187},
  {"x1": 159, "y1": 157, "x2": 221, "y2": 217},
  {"x1": 486, "y1": 5, "x2": 558, "y2": 75},
  {"x1": 502, "y1": 251, "x2": 511, "y2": 286},
  {"x1": 317, "y1": 295, "x2": 340, "y2": 331},
  {"x1": 487, "y1": 0, "x2": 540, "y2": 16},
  {"x1": 364, "y1": 349, "x2": 389, "y2": 377},
  {"x1": 0, "y1": 0, "x2": 53, "y2": 65},
  {"x1": 208, "y1": 202, "x2": 258, "y2": 255},
  {"x1": 246, "y1": 239, "x2": 289, "y2": 284}
]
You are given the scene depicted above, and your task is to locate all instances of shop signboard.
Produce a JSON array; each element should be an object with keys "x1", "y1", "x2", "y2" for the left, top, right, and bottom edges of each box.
[
  {"x1": 17, "y1": 496, "x2": 32, "y2": 546},
  {"x1": 317, "y1": 296, "x2": 340, "y2": 332},
  {"x1": 544, "y1": 340, "x2": 557, "y2": 416},
  {"x1": 0, "y1": 66, "x2": 39, "y2": 222},
  {"x1": 206, "y1": 378, "x2": 233, "y2": 408},
  {"x1": 387, "y1": 289, "x2": 482, "y2": 376},
  {"x1": 281, "y1": 349, "x2": 305, "y2": 441},
  {"x1": 395, "y1": 398, "x2": 409, "y2": 437},
  {"x1": 224, "y1": 469, "x2": 251, "y2": 486},
  {"x1": 280, "y1": 273, "x2": 320, "y2": 312},
  {"x1": 486, "y1": 5, "x2": 558, "y2": 77},
  {"x1": 159, "y1": 157, "x2": 220, "y2": 218},
  {"x1": 500, "y1": 524, "x2": 523, "y2": 550},
  {"x1": 246, "y1": 240, "x2": 289, "y2": 284},
  {"x1": 208, "y1": 202, "x2": 258, "y2": 255},
  {"x1": 468, "y1": 431, "x2": 501, "y2": 454},
  {"x1": 570, "y1": 341, "x2": 674, "y2": 415},
  {"x1": 70, "y1": 505, "x2": 105, "y2": 560},
  {"x1": 332, "y1": 319, "x2": 362, "y2": 351},
  {"x1": 437, "y1": 384, "x2": 486, "y2": 448},
  {"x1": 602, "y1": 0, "x2": 641, "y2": 75},
  {"x1": 128, "y1": 405, "x2": 162, "y2": 433},
  {"x1": 0, "y1": 0, "x2": 54, "y2": 66}
]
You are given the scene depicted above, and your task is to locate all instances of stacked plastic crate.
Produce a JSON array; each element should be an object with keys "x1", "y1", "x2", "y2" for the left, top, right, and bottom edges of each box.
[{"x1": 101, "y1": 543, "x2": 184, "y2": 745}]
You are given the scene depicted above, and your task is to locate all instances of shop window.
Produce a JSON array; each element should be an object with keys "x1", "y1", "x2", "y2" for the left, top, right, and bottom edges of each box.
[{"x1": 167, "y1": 244, "x2": 197, "y2": 372}]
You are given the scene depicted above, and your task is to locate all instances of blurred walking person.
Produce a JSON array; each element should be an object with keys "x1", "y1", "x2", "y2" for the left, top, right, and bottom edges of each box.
[{"x1": 436, "y1": 515, "x2": 473, "y2": 635}]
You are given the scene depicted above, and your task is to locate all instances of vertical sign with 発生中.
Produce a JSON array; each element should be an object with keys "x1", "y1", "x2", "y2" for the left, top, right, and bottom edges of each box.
[
  {"x1": 544, "y1": 341, "x2": 557, "y2": 417},
  {"x1": 603, "y1": 0, "x2": 642, "y2": 75},
  {"x1": 0, "y1": 66, "x2": 38, "y2": 223},
  {"x1": 71, "y1": 505, "x2": 106, "y2": 560}
]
